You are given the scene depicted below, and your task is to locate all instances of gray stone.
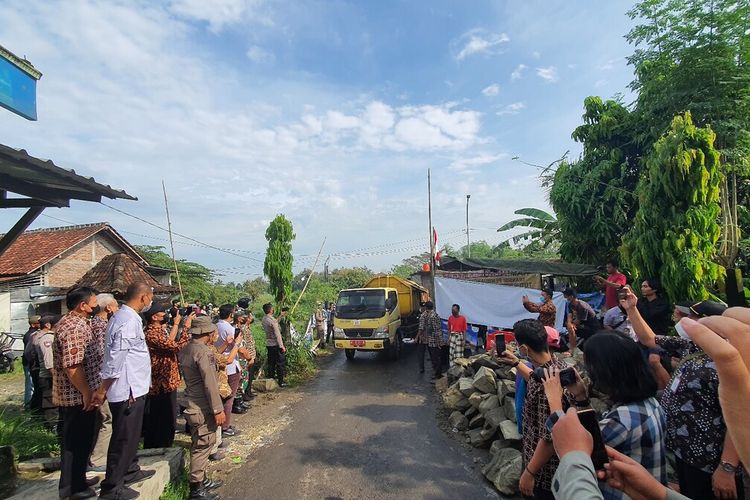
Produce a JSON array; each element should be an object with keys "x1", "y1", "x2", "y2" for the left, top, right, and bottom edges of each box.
[
  {"x1": 469, "y1": 353, "x2": 502, "y2": 371},
  {"x1": 489, "y1": 437, "x2": 512, "y2": 456},
  {"x1": 469, "y1": 414, "x2": 485, "y2": 429},
  {"x1": 463, "y1": 406, "x2": 478, "y2": 420},
  {"x1": 499, "y1": 419, "x2": 522, "y2": 441},
  {"x1": 503, "y1": 396, "x2": 517, "y2": 423},
  {"x1": 497, "y1": 379, "x2": 516, "y2": 399},
  {"x1": 478, "y1": 395, "x2": 500, "y2": 414},
  {"x1": 454, "y1": 357, "x2": 472, "y2": 369},
  {"x1": 448, "y1": 411, "x2": 469, "y2": 431},
  {"x1": 494, "y1": 364, "x2": 517, "y2": 381},
  {"x1": 484, "y1": 406, "x2": 507, "y2": 430},
  {"x1": 480, "y1": 422, "x2": 498, "y2": 441},
  {"x1": 467, "y1": 428, "x2": 492, "y2": 448},
  {"x1": 443, "y1": 386, "x2": 468, "y2": 410},
  {"x1": 482, "y1": 447, "x2": 523, "y2": 495},
  {"x1": 435, "y1": 376, "x2": 449, "y2": 393},
  {"x1": 252, "y1": 378, "x2": 279, "y2": 392},
  {"x1": 472, "y1": 366, "x2": 497, "y2": 394},
  {"x1": 455, "y1": 396, "x2": 471, "y2": 411},
  {"x1": 468, "y1": 391, "x2": 484, "y2": 409},
  {"x1": 447, "y1": 364, "x2": 465, "y2": 383},
  {"x1": 458, "y1": 377, "x2": 476, "y2": 397},
  {"x1": 16, "y1": 457, "x2": 60, "y2": 473}
]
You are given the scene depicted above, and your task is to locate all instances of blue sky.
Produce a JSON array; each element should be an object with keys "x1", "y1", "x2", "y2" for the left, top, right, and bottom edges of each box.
[{"x1": 0, "y1": 0, "x2": 636, "y2": 281}]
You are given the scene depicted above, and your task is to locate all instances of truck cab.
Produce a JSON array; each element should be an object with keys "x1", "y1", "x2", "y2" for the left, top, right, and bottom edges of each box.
[{"x1": 333, "y1": 275, "x2": 427, "y2": 361}]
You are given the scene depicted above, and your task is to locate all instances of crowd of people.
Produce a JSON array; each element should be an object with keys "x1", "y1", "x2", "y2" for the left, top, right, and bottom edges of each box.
[
  {"x1": 413, "y1": 258, "x2": 749, "y2": 500},
  {"x1": 19, "y1": 282, "x2": 298, "y2": 500}
]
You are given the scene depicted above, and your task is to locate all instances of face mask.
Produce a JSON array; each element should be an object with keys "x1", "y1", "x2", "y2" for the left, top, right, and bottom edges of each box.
[{"x1": 141, "y1": 301, "x2": 153, "y2": 313}]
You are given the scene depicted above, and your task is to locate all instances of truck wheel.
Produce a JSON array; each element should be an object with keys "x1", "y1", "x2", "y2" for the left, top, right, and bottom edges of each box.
[{"x1": 345, "y1": 349, "x2": 356, "y2": 360}]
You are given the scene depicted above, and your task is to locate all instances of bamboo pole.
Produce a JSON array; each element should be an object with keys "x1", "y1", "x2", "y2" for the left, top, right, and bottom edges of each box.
[
  {"x1": 162, "y1": 180, "x2": 185, "y2": 305},
  {"x1": 290, "y1": 237, "x2": 326, "y2": 316}
]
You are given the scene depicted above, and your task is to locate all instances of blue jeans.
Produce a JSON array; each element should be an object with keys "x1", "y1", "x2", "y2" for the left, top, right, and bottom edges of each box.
[{"x1": 23, "y1": 364, "x2": 33, "y2": 408}]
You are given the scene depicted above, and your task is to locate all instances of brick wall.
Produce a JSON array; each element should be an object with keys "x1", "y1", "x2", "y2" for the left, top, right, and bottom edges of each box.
[{"x1": 46, "y1": 234, "x2": 120, "y2": 288}]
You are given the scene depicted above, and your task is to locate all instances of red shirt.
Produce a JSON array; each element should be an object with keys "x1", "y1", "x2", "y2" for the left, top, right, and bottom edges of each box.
[
  {"x1": 447, "y1": 315, "x2": 467, "y2": 334},
  {"x1": 604, "y1": 272, "x2": 628, "y2": 308}
]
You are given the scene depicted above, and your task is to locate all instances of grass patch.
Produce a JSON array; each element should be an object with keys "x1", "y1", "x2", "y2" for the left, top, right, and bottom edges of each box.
[
  {"x1": 0, "y1": 358, "x2": 24, "y2": 381},
  {"x1": 0, "y1": 410, "x2": 59, "y2": 460},
  {"x1": 160, "y1": 468, "x2": 189, "y2": 500}
]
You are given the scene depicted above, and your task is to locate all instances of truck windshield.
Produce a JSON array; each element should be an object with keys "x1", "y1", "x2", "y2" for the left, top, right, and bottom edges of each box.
[{"x1": 336, "y1": 290, "x2": 386, "y2": 319}]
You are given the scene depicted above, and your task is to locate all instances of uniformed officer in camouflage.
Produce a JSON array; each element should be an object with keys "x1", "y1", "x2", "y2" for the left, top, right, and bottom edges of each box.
[{"x1": 179, "y1": 316, "x2": 226, "y2": 500}]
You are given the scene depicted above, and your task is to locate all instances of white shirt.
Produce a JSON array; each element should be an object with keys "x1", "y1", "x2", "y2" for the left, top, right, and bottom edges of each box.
[
  {"x1": 100, "y1": 304, "x2": 152, "y2": 402},
  {"x1": 216, "y1": 319, "x2": 241, "y2": 376}
]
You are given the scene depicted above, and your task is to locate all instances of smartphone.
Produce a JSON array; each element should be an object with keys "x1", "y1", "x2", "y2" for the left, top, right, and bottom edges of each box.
[
  {"x1": 495, "y1": 335, "x2": 506, "y2": 356},
  {"x1": 559, "y1": 367, "x2": 577, "y2": 386},
  {"x1": 617, "y1": 286, "x2": 629, "y2": 301},
  {"x1": 577, "y1": 408, "x2": 609, "y2": 470}
]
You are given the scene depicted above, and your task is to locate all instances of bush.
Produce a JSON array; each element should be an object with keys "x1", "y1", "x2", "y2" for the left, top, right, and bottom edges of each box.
[{"x1": 0, "y1": 410, "x2": 59, "y2": 460}]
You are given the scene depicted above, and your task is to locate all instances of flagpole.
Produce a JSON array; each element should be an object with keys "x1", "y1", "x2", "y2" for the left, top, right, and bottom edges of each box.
[
  {"x1": 162, "y1": 180, "x2": 185, "y2": 306},
  {"x1": 428, "y1": 169, "x2": 435, "y2": 292}
]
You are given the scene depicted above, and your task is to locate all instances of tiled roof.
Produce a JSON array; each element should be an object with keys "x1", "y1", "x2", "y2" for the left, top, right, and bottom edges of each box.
[
  {"x1": 73, "y1": 253, "x2": 176, "y2": 295},
  {"x1": 0, "y1": 223, "x2": 144, "y2": 277}
]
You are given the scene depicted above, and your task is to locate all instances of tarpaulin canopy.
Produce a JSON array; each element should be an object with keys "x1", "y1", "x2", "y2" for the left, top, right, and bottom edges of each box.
[
  {"x1": 438, "y1": 256, "x2": 599, "y2": 277},
  {"x1": 434, "y1": 276, "x2": 569, "y2": 332}
]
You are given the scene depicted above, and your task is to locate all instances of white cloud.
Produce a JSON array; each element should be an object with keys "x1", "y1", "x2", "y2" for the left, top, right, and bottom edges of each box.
[
  {"x1": 246, "y1": 45, "x2": 274, "y2": 63},
  {"x1": 481, "y1": 83, "x2": 500, "y2": 97},
  {"x1": 536, "y1": 66, "x2": 559, "y2": 83},
  {"x1": 497, "y1": 102, "x2": 526, "y2": 115},
  {"x1": 449, "y1": 153, "x2": 508, "y2": 174},
  {"x1": 169, "y1": 0, "x2": 269, "y2": 32},
  {"x1": 597, "y1": 57, "x2": 622, "y2": 71},
  {"x1": 453, "y1": 29, "x2": 510, "y2": 60},
  {"x1": 532, "y1": 51, "x2": 541, "y2": 59},
  {"x1": 511, "y1": 64, "x2": 527, "y2": 80}
]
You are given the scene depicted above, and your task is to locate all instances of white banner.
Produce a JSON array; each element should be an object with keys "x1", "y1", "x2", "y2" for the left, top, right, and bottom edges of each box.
[{"x1": 434, "y1": 277, "x2": 568, "y2": 332}]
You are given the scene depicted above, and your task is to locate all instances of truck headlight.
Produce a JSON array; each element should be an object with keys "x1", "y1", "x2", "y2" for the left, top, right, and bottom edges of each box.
[
  {"x1": 334, "y1": 327, "x2": 346, "y2": 339},
  {"x1": 373, "y1": 327, "x2": 389, "y2": 338}
]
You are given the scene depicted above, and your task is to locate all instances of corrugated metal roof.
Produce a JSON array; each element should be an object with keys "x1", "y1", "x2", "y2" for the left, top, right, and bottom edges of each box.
[{"x1": 0, "y1": 143, "x2": 136, "y2": 206}]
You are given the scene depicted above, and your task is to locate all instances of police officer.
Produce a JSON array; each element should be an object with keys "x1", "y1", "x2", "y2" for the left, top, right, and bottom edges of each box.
[
  {"x1": 179, "y1": 316, "x2": 226, "y2": 500},
  {"x1": 35, "y1": 314, "x2": 60, "y2": 431}
]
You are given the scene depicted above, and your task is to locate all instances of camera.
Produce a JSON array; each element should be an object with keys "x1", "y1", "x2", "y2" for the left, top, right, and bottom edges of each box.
[
  {"x1": 531, "y1": 366, "x2": 577, "y2": 386},
  {"x1": 179, "y1": 306, "x2": 194, "y2": 316}
]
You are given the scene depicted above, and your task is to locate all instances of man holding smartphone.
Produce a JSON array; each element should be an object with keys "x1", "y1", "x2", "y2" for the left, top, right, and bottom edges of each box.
[{"x1": 498, "y1": 319, "x2": 572, "y2": 499}]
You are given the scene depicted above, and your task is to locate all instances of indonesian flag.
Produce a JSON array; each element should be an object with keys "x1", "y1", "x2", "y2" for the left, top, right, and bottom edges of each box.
[{"x1": 433, "y1": 227, "x2": 441, "y2": 266}]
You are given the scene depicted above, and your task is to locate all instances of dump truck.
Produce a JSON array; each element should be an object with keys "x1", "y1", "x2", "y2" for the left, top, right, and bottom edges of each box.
[{"x1": 333, "y1": 275, "x2": 428, "y2": 361}]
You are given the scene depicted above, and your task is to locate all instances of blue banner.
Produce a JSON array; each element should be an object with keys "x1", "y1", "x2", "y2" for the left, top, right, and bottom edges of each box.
[{"x1": 0, "y1": 57, "x2": 38, "y2": 120}]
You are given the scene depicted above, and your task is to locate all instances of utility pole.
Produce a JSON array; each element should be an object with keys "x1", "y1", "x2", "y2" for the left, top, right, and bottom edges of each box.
[
  {"x1": 466, "y1": 194, "x2": 471, "y2": 258},
  {"x1": 428, "y1": 169, "x2": 435, "y2": 291}
]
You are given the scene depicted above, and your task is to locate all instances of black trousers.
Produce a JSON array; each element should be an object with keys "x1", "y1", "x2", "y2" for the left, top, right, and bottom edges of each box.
[
  {"x1": 416, "y1": 343, "x2": 442, "y2": 377},
  {"x1": 267, "y1": 346, "x2": 286, "y2": 384},
  {"x1": 58, "y1": 405, "x2": 97, "y2": 498},
  {"x1": 29, "y1": 368, "x2": 42, "y2": 413},
  {"x1": 143, "y1": 391, "x2": 177, "y2": 449},
  {"x1": 101, "y1": 396, "x2": 146, "y2": 495},
  {"x1": 675, "y1": 456, "x2": 744, "y2": 500},
  {"x1": 242, "y1": 360, "x2": 261, "y2": 397}
]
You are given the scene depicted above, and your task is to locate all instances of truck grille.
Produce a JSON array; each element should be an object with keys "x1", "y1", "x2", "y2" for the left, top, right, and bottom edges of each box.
[{"x1": 344, "y1": 329, "x2": 374, "y2": 338}]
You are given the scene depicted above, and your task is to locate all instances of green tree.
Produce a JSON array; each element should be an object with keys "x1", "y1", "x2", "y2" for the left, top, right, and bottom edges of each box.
[
  {"x1": 497, "y1": 208, "x2": 559, "y2": 247},
  {"x1": 242, "y1": 277, "x2": 269, "y2": 302},
  {"x1": 549, "y1": 97, "x2": 642, "y2": 264},
  {"x1": 622, "y1": 112, "x2": 723, "y2": 301},
  {"x1": 263, "y1": 215, "x2": 295, "y2": 306},
  {"x1": 390, "y1": 252, "x2": 431, "y2": 278}
]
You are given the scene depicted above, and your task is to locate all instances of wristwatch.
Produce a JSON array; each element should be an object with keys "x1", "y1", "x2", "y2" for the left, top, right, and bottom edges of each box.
[{"x1": 719, "y1": 461, "x2": 737, "y2": 474}]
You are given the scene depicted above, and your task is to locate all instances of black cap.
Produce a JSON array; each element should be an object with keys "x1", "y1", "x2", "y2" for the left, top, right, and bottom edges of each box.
[
  {"x1": 675, "y1": 300, "x2": 727, "y2": 318},
  {"x1": 424, "y1": 301, "x2": 434, "y2": 309},
  {"x1": 143, "y1": 302, "x2": 169, "y2": 319}
]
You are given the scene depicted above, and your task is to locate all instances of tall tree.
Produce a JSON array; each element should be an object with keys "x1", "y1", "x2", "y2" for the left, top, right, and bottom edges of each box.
[
  {"x1": 263, "y1": 215, "x2": 295, "y2": 306},
  {"x1": 549, "y1": 97, "x2": 642, "y2": 264},
  {"x1": 622, "y1": 113, "x2": 723, "y2": 301}
]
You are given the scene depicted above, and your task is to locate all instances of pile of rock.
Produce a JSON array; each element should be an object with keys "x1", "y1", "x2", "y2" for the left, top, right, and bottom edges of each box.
[{"x1": 442, "y1": 354, "x2": 523, "y2": 495}]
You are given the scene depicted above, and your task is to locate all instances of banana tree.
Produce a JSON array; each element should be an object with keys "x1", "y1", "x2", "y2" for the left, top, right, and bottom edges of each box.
[{"x1": 497, "y1": 208, "x2": 559, "y2": 247}]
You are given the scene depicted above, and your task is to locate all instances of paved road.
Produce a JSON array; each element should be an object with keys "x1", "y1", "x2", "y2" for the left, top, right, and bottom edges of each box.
[{"x1": 222, "y1": 345, "x2": 499, "y2": 499}]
